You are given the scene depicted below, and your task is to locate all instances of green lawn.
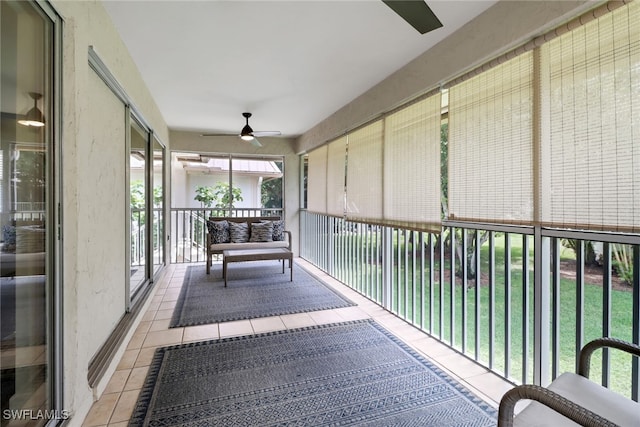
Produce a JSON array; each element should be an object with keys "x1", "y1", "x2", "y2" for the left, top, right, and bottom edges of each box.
[{"x1": 331, "y1": 231, "x2": 636, "y2": 397}]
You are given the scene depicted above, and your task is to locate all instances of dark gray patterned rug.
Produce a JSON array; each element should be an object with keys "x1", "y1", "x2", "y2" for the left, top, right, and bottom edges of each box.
[
  {"x1": 130, "y1": 320, "x2": 497, "y2": 426},
  {"x1": 169, "y1": 263, "x2": 355, "y2": 327}
]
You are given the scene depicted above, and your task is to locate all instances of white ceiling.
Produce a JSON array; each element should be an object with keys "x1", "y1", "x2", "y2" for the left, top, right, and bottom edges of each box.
[{"x1": 102, "y1": 0, "x2": 497, "y2": 138}]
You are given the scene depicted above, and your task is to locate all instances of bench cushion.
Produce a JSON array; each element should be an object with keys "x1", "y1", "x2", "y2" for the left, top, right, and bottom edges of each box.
[
  {"x1": 210, "y1": 241, "x2": 289, "y2": 252},
  {"x1": 514, "y1": 372, "x2": 640, "y2": 426}
]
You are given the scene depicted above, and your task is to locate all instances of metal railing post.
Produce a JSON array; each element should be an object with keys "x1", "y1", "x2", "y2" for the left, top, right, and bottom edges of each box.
[{"x1": 534, "y1": 226, "x2": 551, "y2": 386}]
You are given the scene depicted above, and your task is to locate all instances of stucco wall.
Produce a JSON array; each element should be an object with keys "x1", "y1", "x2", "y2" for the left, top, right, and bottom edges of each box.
[
  {"x1": 51, "y1": 0, "x2": 169, "y2": 423},
  {"x1": 296, "y1": 0, "x2": 597, "y2": 153}
]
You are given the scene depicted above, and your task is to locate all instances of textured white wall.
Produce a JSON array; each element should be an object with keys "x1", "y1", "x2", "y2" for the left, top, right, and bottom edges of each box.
[{"x1": 79, "y1": 70, "x2": 127, "y2": 364}]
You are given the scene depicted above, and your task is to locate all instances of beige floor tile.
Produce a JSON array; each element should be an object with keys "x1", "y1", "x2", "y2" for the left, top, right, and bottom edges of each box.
[
  {"x1": 123, "y1": 366, "x2": 150, "y2": 391},
  {"x1": 158, "y1": 301, "x2": 176, "y2": 311},
  {"x1": 465, "y1": 371, "x2": 514, "y2": 407},
  {"x1": 103, "y1": 370, "x2": 130, "y2": 394},
  {"x1": 107, "y1": 422, "x2": 129, "y2": 427},
  {"x1": 82, "y1": 393, "x2": 119, "y2": 426},
  {"x1": 141, "y1": 329, "x2": 183, "y2": 348},
  {"x1": 141, "y1": 310, "x2": 156, "y2": 322},
  {"x1": 280, "y1": 312, "x2": 317, "y2": 329},
  {"x1": 109, "y1": 390, "x2": 140, "y2": 424},
  {"x1": 146, "y1": 301, "x2": 161, "y2": 311},
  {"x1": 334, "y1": 306, "x2": 370, "y2": 322},
  {"x1": 134, "y1": 321, "x2": 152, "y2": 335},
  {"x1": 183, "y1": 324, "x2": 220, "y2": 342},
  {"x1": 219, "y1": 320, "x2": 253, "y2": 338},
  {"x1": 154, "y1": 309, "x2": 174, "y2": 320},
  {"x1": 163, "y1": 288, "x2": 182, "y2": 298},
  {"x1": 116, "y1": 349, "x2": 139, "y2": 370},
  {"x1": 251, "y1": 316, "x2": 286, "y2": 334},
  {"x1": 308, "y1": 309, "x2": 344, "y2": 325},
  {"x1": 413, "y1": 337, "x2": 460, "y2": 359},
  {"x1": 395, "y1": 324, "x2": 434, "y2": 343},
  {"x1": 432, "y1": 353, "x2": 489, "y2": 378},
  {"x1": 149, "y1": 318, "x2": 171, "y2": 332},
  {"x1": 134, "y1": 347, "x2": 158, "y2": 367},
  {"x1": 373, "y1": 313, "x2": 411, "y2": 332},
  {"x1": 126, "y1": 333, "x2": 146, "y2": 350},
  {"x1": 168, "y1": 279, "x2": 185, "y2": 288}
]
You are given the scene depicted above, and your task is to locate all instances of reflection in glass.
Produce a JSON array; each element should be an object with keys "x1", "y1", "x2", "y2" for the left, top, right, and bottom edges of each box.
[
  {"x1": 152, "y1": 138, "x2": 164, "y2": 275},
  {"x1": 1, "y1": 1, "x2": 52, "y2": 425},
  {"x1": 130, "y1": 120, "x2": 148, "y2": 296}
]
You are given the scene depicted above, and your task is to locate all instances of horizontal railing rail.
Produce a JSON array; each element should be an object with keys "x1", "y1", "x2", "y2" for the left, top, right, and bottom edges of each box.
[
  {"x1": 300, "y1": 211, "x2": 640, "y2": 401},
  {"x1": 169, "y1": 207, "x2": 284, "y2": 263}
]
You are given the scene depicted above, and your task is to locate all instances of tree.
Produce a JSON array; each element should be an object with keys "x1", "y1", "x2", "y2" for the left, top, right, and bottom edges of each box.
[
  {"x1": 194, "y1": 185, "x2": 216, "y2": 208},
  {"x1": 261, "y1": 178, "x2": 282, "y2": 209},
  {"x1": 194, "y1": 182, "x2": 243, "y2": 209}
]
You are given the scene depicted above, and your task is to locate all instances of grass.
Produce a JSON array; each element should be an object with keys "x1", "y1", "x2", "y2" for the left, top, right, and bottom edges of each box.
[{"x1": 330, "y1": 231, "x2": 636, "y2": 397}]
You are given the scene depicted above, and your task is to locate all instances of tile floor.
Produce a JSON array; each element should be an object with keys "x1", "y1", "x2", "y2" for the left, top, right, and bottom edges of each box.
[{"x1": 81, "y1": 259, "x2": 515, "y2": 426}]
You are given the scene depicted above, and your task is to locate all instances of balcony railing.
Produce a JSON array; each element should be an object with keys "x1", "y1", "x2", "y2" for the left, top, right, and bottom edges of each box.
[
  {"x1": 169, "y1": 207, "x2": 284, "y2": 263},
  {"x1": 300, "y1": 211, "x2": 640, "y2": 401}
]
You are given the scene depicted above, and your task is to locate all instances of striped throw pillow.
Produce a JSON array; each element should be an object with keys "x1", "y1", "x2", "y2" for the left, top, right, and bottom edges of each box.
[
  {"x1": 229, "y1": 222, "x2": 250, "y2": 243},
  {"x1": 249, "y1": 222, "x2": 274, "y2": 242}
]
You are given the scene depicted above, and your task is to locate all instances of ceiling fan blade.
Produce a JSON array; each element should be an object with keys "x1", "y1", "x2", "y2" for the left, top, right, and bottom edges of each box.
[
  {"x1": 250, "y1": 137, "x2": 263, "y2": 148},
  {"x1": 201, "y1": 132, "x2": 236, "y2": 137},
  {"x1": 382, "y1": 0, "x2": 443, "y2": 35},
  {"x1": 252, "y1": 131, "x2": 281, "y2": 137}
]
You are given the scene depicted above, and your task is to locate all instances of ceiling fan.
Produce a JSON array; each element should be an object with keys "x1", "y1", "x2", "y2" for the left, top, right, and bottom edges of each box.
[
  {"x1": 202, "y1": 112, "x2": 281, "y2": 147},
  {"x1": 382, "y1": 0, "x2": 443, "y2": 35}
]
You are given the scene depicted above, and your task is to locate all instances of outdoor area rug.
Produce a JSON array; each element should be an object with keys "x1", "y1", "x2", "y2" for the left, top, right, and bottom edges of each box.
[
  {"x1": 169, "y1": 263, "x2": 355, "y2": 327},
  {"x1": 129, "y1": 319, "x2": 497, "y2": 426}
]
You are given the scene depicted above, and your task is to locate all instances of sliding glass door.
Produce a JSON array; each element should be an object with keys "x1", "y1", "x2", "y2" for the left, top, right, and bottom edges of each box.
[
  {"x1": 1, "y1": 1, "x2": 61, "y2": 424},
  {"x1": 129, "y1": 119, "x2": 150, "y2": 297},
  {"x1": 129, "y1": 119, "x2": 165, "y2": 301}
]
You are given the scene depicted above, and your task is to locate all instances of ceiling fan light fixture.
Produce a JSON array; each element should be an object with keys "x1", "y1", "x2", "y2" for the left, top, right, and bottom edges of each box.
[
  {"x1": 18, "y1": 92, "x2": 45, "y2": 127},
  {"x1": 240, "y1": 123, "x2": 254, "y2": 140}
]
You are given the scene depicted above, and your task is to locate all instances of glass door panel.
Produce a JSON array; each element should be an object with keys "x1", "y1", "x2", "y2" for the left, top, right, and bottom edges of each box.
[
  {"x1": 152, "y1": 137, "x2": 164, "y2": 275},
  {"x1": 1, "y1": 1, "x2": 54, "y2": 424},
  {"x1": 129, "y1": 120, "x2": 149, "y2": 296}
]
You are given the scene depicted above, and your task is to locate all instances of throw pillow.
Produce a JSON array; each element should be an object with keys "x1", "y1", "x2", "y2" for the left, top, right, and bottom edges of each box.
[
  {"x1": 207, "y1": 220, "x2": 230, "y2": 244},
  {"x1": 269, "y1": 220, "x2": 285, "y2": 241},
  {"x1": 229, "y1": 221, "x2": 250, "y2": 243},
  {"x1": 249, "y1": 222, "x2": 274, "y2": 242}
]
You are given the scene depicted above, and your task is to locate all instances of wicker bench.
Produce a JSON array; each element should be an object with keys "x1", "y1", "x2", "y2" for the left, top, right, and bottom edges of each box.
[
  {"x1": 205, "y1": 216, "x2": 291, "y2": 275},
  {"x1": 498, "y1": 337, "x2": 640, "y2": 426}
]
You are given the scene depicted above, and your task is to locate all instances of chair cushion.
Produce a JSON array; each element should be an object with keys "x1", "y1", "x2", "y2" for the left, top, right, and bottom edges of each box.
[
  {"x1": 210, "y1": 241, "x2": 289, "y2": 252},
  {"x1": 514, "y1": 372, "x2": 640, "y2": 426}
]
